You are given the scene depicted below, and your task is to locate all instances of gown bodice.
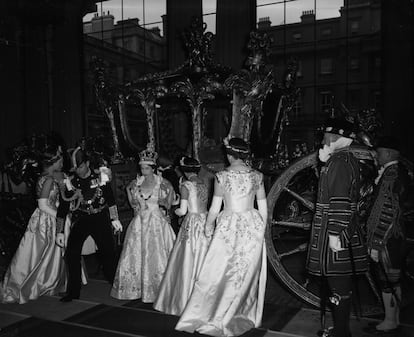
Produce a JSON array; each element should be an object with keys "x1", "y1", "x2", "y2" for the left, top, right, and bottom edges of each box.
[
  {"x1": 129, "y1": 176, "x2": 161, "y2": 211},
  {"x1": 216, "y1": 169, "x2": 262, "y2": 213},
  {"x1": 36, "y1": 176, "x2": 59, "y2": 209},
  {"x1": 182, "y1": 180, "x2": 208, "y2": 214}
]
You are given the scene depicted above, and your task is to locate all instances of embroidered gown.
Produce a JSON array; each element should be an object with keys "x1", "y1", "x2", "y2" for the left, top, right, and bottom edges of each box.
[
  {"x1": 0, "y1": 176, "x2": 66, "y2": 304},
  {"x1": 175, "y1": 169, "x2": 267, "y2": 337},
  {"x1": 154, "y1": 179, "x2": 210, "y2": 315},
  {"x1": 111, "y1": 175, "x2": 176, "y2": 302}
]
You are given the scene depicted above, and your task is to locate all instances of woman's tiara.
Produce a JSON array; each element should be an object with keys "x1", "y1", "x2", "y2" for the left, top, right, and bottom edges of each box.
[{"x1": 223, "y1": 137, "x2": 250, "y2": 154}]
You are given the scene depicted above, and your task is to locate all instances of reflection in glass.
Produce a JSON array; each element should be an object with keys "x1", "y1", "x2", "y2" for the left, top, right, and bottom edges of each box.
[
  {"x1": 83, "y1": 0, "x2": 166, "y2": 35},
  {"x1": 203, "y1": 0, "x2": 217, "y2": 34},
  {"x1": 257, "y1": 0, "x2": 344, "y2": 27}
]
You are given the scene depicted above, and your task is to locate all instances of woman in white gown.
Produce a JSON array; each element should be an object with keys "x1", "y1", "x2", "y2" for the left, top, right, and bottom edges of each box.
[
  {"x1": 111, "y1": 145, "x2": 176, "y2": 302},
  {"x1": 154, "y1": 156, "x2": 210, "y2": 315},
  {"x1": 175, "y1": 138, "x2": 268, "y2": 337},
  {"x1": 0, "y1": 146, "x2": 66, "y2": 304}
]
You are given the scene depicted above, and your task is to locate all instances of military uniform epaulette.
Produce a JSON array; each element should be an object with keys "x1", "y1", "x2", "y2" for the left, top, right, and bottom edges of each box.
[{"x1": 382, "y1": 164, "x2": 398, "y2": 181}]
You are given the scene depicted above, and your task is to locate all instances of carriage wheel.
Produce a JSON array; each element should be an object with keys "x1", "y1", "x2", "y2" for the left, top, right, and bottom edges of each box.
[{"x1": 265, "y1": 152, "x2": 321, "y2": 307}]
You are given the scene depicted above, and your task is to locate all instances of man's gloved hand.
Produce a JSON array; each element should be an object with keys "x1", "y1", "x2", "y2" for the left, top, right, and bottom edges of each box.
[
  {"x1": 328, "y1": 234, "x2": 343, "y2": 252},
  {"x1": 370, "y1": 248, "x2": 379, "y2": 262},
  {"x1": 111, "y1": 220, "x2": 123, "y2": 233}
]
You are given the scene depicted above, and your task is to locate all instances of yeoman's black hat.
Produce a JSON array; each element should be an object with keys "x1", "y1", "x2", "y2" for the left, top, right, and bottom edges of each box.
[{"x1": 323, "y1": 117, "x2": 356, "y2": 139}]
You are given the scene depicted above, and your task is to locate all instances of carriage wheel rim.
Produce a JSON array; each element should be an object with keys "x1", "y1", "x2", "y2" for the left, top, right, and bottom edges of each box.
[{"x1": 265, "y1": 152, "x2": 320, "y2": 308}]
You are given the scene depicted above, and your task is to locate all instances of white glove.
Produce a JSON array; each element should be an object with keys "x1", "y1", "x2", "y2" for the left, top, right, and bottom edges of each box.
[
  {"x1": 38, "y1": 198, "x2": 57, "y2": 218},
  {"x1": 175, "y1": 199, "x2": 188, "y2": 217},
  {"x1": 99, "y1": 166, "x2": 112, "y2": 185},
  {"x1": 328, "y1": 234, "x2": 343, "y2": 252},
  {"x1": 64, "y1": 175, "x2": 75, "y2": 191},
  {"x1": 370, "y1": 248, "x2": 379, "y2": 262},
  {"x1": 111, "y1": 220, "x2": 123, "y2": 233}
]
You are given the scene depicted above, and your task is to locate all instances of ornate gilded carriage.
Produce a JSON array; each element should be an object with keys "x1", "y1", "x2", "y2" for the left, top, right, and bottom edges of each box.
[{"x1": 92, "y1": 18, "x2": 414, "y2": 311}]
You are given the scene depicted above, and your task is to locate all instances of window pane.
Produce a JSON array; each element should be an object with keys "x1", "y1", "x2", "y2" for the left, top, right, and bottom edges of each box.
[
  {"x1": 315, "y1": 0, "x2": 343, "y2": 20},
  {"x1": 142, "y1": 0, "x2": 166, "y2": 35},
  {"x1": 320, "y1": 58, "x2": 333, "y2": 74},
  {"x1": 203, "y1": 0, "x2": 216, "y2": 34},
  {"x1": 285, "y1": 0, "x2": 314, "y2": 24},
  {"x1": 257, "y1": 3, "x2": 285, "y2": 26}
]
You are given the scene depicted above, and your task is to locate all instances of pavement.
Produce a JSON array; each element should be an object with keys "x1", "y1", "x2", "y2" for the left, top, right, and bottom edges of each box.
[{"x1": 1, "y1": 254, "x2": 414, "y2": 337}]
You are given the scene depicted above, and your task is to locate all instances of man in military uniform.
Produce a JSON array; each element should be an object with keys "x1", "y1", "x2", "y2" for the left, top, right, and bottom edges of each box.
[
  {"x1": 307, "y1": 117, "x2": 368, "y2": 337},
  {"x1": 60, "y1": 148, "x2": 122, "y2": 302},
  {"x1": 365, "y1": 136, "x2": 407, "y2": 333}
]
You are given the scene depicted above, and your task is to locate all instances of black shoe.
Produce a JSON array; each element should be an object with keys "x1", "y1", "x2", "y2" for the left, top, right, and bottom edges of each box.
[{"x1": 60, "y1": 295, "x2": 79, "y2": 302}]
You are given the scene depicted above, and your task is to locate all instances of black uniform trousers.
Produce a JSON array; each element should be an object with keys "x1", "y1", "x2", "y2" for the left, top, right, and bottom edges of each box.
[
  {"x1": 326, "y1": 276, "x2": 352, "y2": 337},
  {"x1": 65, "y1": 210, "x2": 116, "y2": 298}
]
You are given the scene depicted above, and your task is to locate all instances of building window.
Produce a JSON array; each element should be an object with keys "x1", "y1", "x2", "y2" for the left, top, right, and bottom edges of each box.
[
  {"x1": 292, "y1": 95, "x2": 302, "y2": 120},
  {"x1": 351, "y1": 20, "x2": 359, "y2": 34},
  {"x1": 320, "y1": 58, "x2": 333, "y2": 74},
  {"x1": 321, "y1": 27, "x2": 332, "y2": 37},
  {"x1": 293, "y1": 32, "x2": 302, "y2": 40},
  {"x1": 123, "y1": 38, "x2": 130, "y2": 50},
  {"x1": 347, "y1": 89, "x2": 360, "y2": 110},
  {"x1": 350, "y1": 58, "x2": 359, "y2": 70},
  {"x1": 320, "y1": 91, "x2": 333, "y2": 114}
]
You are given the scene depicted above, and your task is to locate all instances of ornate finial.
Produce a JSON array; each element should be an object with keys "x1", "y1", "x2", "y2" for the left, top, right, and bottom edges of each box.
[
  {"x1": 139, "y1": 143, "x2": 158, "y2": 165},
  {"x1": 183, "y1": 17, "x2": 214, "y2": 72},
  {"x1": 245, "y1": 31, "x2": 273, "y2": 71}
]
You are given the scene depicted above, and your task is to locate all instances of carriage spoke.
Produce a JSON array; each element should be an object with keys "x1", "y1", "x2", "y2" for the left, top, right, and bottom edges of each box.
[
  {"x1": 283, "y1": 186, "x2": 315, "y2": 212},
  {"x1": 272, "y1": 220, "x2": 311, "y2": 230},
  {"x1": 279, "y1": 243, "x2": 308, "y2": 258}
]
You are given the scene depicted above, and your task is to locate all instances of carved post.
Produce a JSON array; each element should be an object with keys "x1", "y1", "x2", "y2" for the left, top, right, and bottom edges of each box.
[
  {"x1": 91, "y1": 57, "x2": 124, "y2": 164},
  {"x1": 118, "y1": 93, "x2": 141, "y2": 152},
  {"x1": 142, "y1": 100, "x2": 157, "y2": 152},
  {"x1": 104, "y1": 105, "x2": 124, "y2": 163},
  {"x1": 172, "y1": 77, "x2": 216, "y2": 161},
  {"x1": 224, "y1": 31, "x2": 274, "y2": 143},
  {"x1": 126, "y1": 83, "x2": 167, "y2": 152}
]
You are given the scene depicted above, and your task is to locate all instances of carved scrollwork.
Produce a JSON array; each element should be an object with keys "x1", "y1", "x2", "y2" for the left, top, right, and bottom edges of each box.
[
  {"x1": 171, "y1": 75, "x2": 221, "y2": 160},
  {"x1": 124, "y1": 81, "x2": 168, "y2": 151}
]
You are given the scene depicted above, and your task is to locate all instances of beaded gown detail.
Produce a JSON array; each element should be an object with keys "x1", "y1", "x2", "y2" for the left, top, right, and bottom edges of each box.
[
  {"x1": 0, "y1": 176, "x2": 66, "y2": 303},
  {"x1": 175, "y1": 169, "x2": 267, "y2": 337},
  {"x1": 111, "y1": 175, "x2": 176, "y2": 302},
  {"x1": 154, "y1": 179, "x2": 210, "y2": 315}
]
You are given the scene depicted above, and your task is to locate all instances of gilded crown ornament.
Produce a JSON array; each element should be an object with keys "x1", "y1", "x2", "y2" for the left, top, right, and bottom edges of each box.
[{"x1": 139, "y1": 143, "x2": 158, "y2": 165}]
